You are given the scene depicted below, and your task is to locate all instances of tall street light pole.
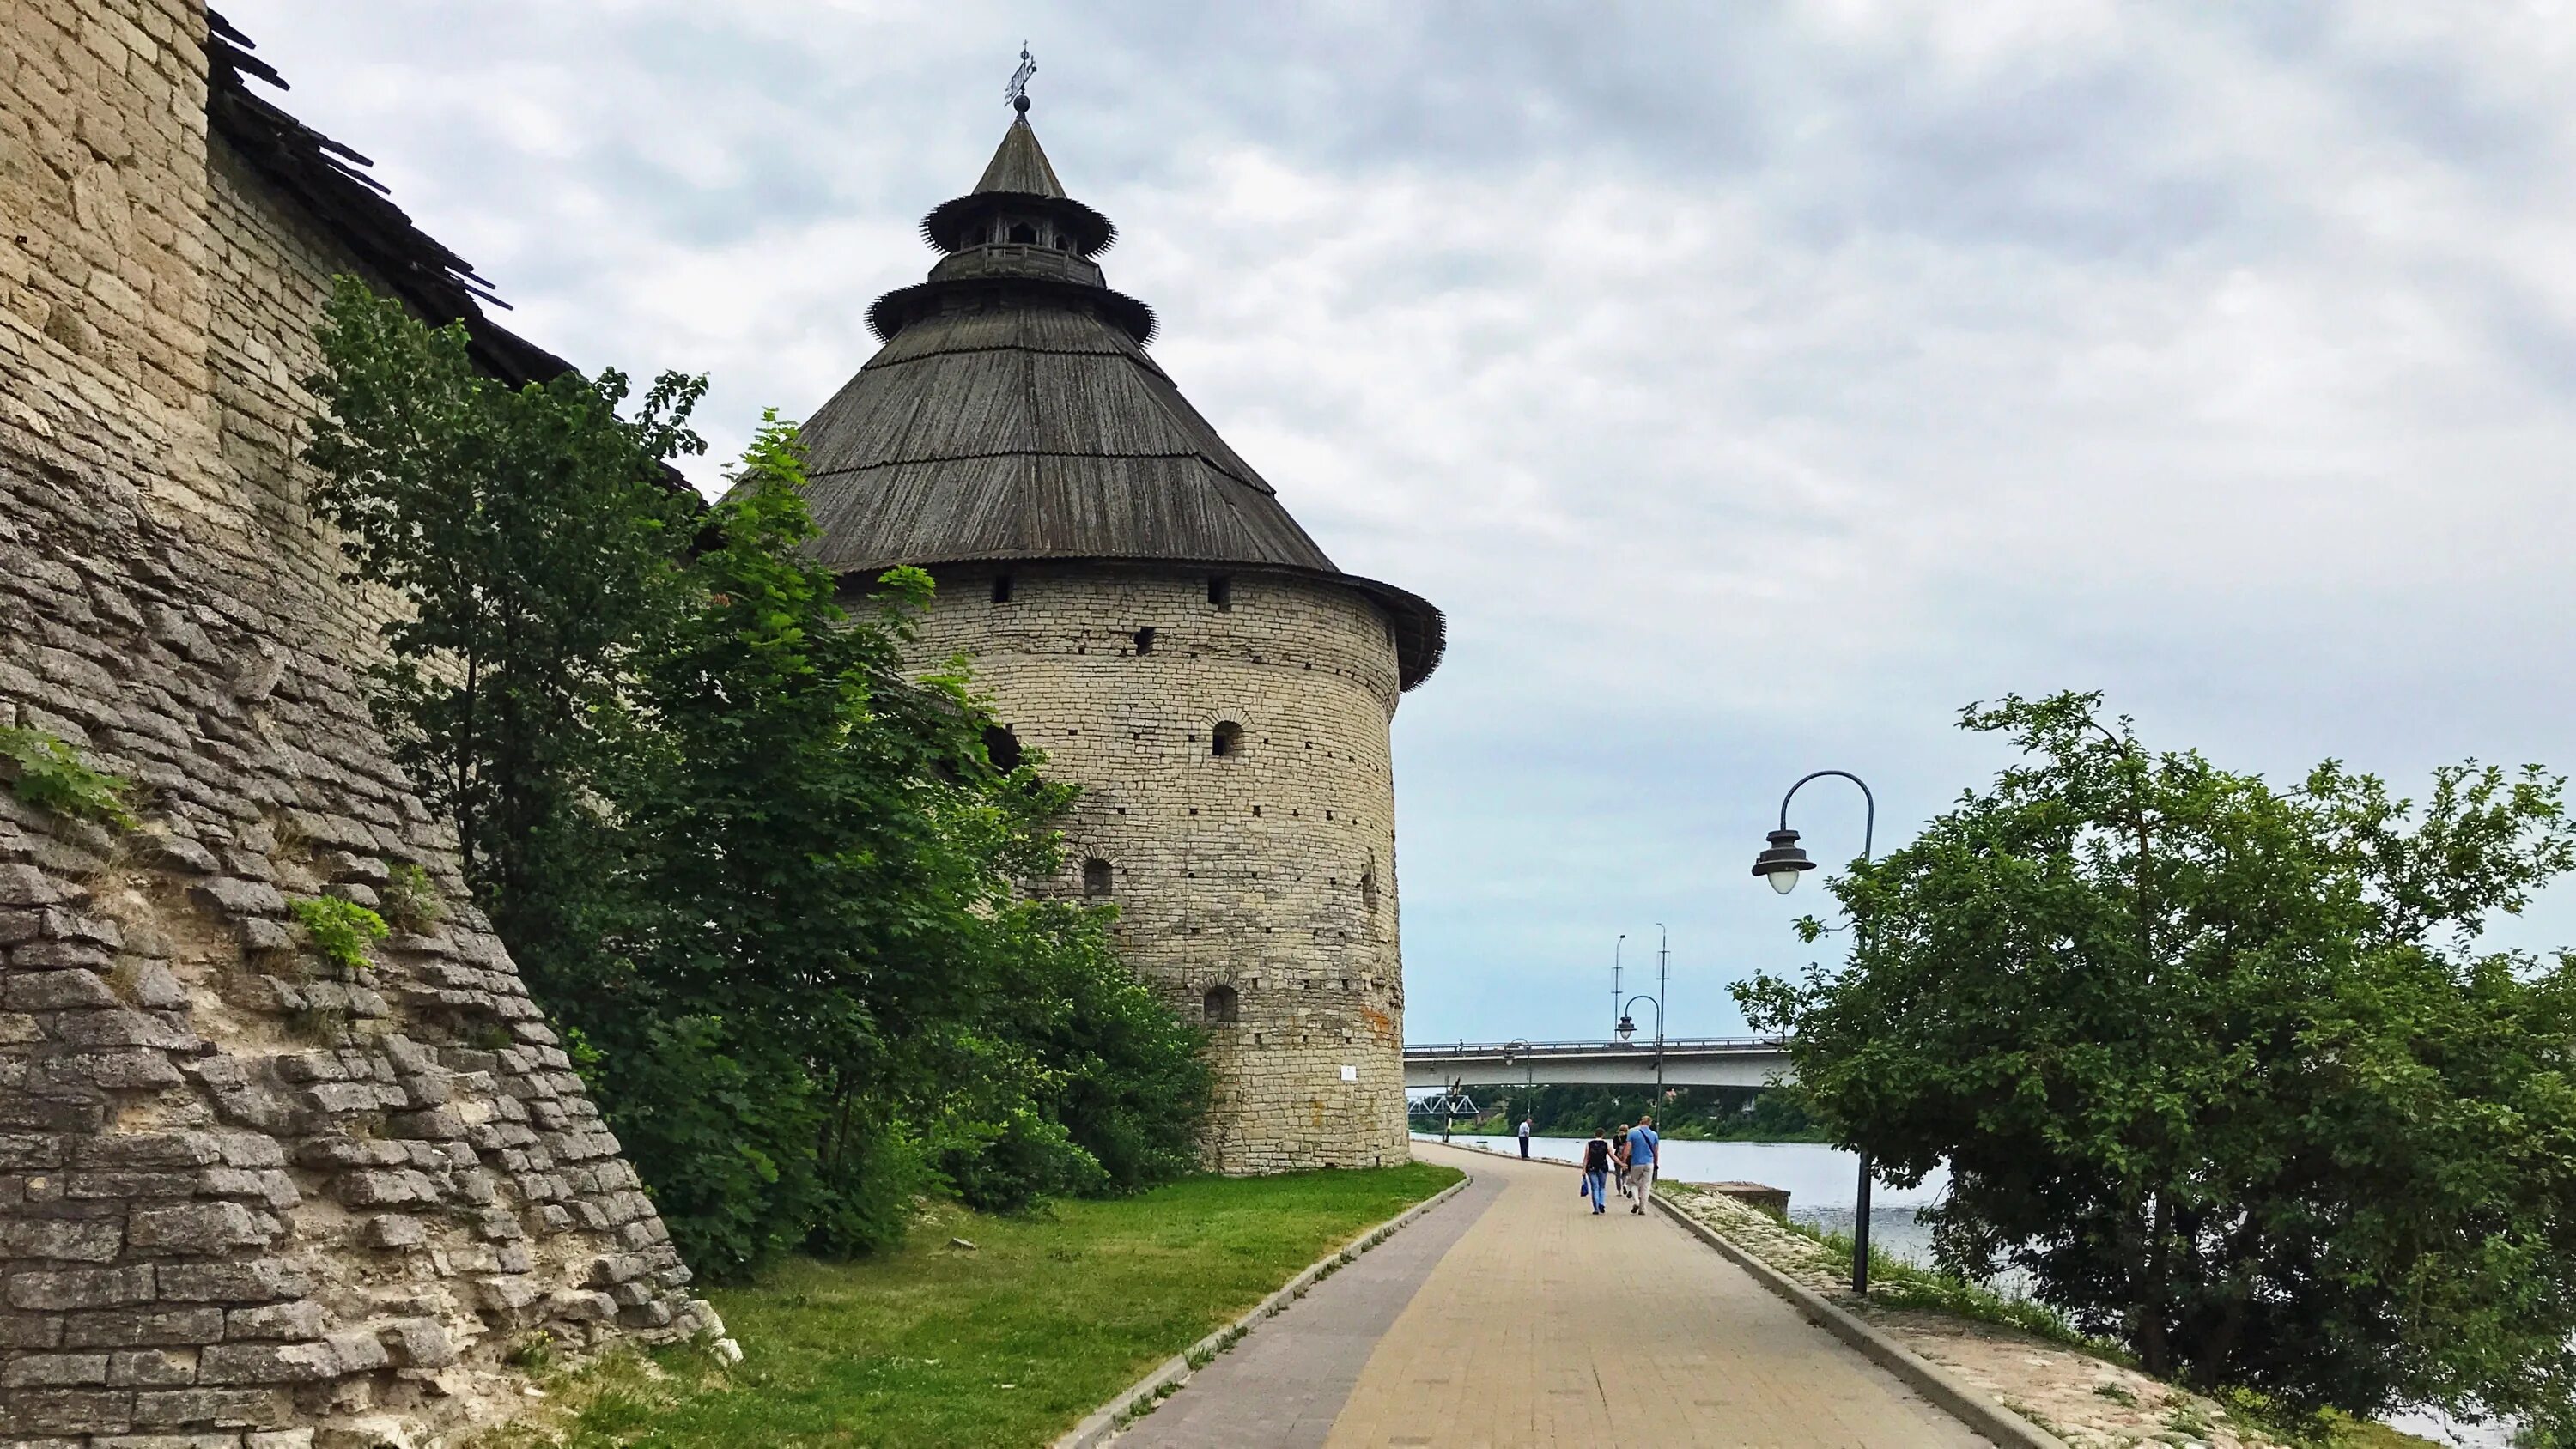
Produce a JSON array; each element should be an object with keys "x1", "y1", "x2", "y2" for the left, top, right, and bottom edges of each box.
[
  {"x1": 1749, "y1": 769, "x2": 1877, "y2": 1294},
  {"x1": 1655, "y1": 922, "x2": 1669, "y2": 1064},
  {"x1": 1504, "y1": 1038, "x2": 1534, "y2": 1147},
  {"x1": 1611, "y1": 933, "x2": 1626, "y2": 1039}
]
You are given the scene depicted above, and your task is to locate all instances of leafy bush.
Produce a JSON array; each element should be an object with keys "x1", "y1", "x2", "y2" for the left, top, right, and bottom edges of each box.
[
  {"x1": 0, "y1": 725, "x2": 137, "y2": 829},
  {"x1": 1739, "y1": 691, "x2": 2576, "y2": 1430},
  {"x1": 289, "y1": 895, "x2": 389, "y2": 973},
  {"x1": 379, "y1": 862, "x2": 443, "y2": 931}
]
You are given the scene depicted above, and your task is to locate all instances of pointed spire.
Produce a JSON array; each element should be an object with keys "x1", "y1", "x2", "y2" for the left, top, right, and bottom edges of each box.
[{"x1": 972, "y1": 114, "x2": 1066, "y2": 198}]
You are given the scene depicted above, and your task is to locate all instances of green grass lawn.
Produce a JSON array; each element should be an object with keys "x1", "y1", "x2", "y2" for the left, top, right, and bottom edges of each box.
[{"x1": 483, "y1": 1162, "x2": 1461, "y2": 1449}]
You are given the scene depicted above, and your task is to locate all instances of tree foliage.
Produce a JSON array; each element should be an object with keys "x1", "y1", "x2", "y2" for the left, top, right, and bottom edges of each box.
[
  {"x1": 1737, "y1": 692, "x2": 2576, "y2": 1437},
  {"x1": 304, "y1": 280, "x2": 1208, "y2": 1278}
]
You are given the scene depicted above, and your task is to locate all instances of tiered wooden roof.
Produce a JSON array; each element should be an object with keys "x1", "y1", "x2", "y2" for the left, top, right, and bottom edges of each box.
[{"x1": 800, "y1": 105, "x2": 1445, "y2": 688}]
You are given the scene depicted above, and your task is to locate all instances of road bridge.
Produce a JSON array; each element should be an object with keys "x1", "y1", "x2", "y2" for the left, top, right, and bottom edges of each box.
[{"x1": 1402, "y1": 1036, "x2": 1793, "y2": 1091}]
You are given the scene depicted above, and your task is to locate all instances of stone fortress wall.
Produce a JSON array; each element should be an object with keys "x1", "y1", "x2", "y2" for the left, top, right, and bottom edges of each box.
[
  {"x1": 2, "y1": 4, "x2": 716, "y2": 1445},
  {"x1": 901, "y1": 563, "x2": 1413, "y2": 1174}
]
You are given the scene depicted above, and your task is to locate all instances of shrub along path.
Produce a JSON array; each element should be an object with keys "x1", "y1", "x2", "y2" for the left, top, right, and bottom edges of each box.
[{"x1": 480, "y1": 1163, "x2": 1460, "y2": 1448}]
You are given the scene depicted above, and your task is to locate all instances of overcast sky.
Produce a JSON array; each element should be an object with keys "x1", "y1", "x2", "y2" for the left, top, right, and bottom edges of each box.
[{"x1": 224, "y1": 1, "x2": 2576, "y2": 1043}]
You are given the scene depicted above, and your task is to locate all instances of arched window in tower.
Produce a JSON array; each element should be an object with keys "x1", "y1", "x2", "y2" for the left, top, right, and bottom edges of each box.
[
  {"x1": 1203, "y1": 983, "x2": 1239, "y2": 1024},
  {"x1": 1208, "y1": 574, "x2": 1232, "y2": 609},
  {"x1": 1083, "y1": 858, "x2": 1112, "y2": 896},
  {"x1": 1009, "y1": 221, "x2": 1037, "y2": 244},
  {"x1": 1212, "y1": 721, "x2": 1243, "y2": 758},
  {"x1": 1360, "y1": 868, "x2": 1378, "y2": 915},
  {"x1": 982, "y1": 724, "x2": 1023, "y2": 773},
  {"x1": 1133, "y1": 627, "x2": 1156, "y2": 656},
  {"x1": 1054, "y1": 231, "x2": 1072, "y2": 251}
]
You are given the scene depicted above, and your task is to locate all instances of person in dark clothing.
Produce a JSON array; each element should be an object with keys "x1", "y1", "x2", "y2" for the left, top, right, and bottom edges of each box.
[{"x1": 1581, "y1": 1130, "x2": 1613, "y2": 1214}]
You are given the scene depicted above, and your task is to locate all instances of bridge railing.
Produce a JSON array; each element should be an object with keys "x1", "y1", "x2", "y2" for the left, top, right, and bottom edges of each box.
[{"x1": 1400, "y1": 1036, "x2": 1788, "y2": 1058}]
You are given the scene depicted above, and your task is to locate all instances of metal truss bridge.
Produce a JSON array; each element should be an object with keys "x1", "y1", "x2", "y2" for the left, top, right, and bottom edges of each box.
[{"x1": 1402, "y1": 1036, "x2": 1793, "y2": 1092}]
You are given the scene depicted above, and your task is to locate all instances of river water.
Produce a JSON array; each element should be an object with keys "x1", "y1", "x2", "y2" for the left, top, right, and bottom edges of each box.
[
  {"x1": 1419, "y1": 1134, "x2": 2516, "y2": 1447},
  {"x1": 1431, "y1": 1134, "x2": 1952, "y2": 1265}
]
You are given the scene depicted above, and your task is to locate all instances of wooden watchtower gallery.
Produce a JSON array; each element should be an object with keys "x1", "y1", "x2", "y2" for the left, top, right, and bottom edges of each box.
[{"x1": 793, "y1": 94, "x2": 1445, "y2": 1172}]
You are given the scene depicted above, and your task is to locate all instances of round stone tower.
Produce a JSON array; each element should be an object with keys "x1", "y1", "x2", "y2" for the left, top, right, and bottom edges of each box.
[{"x1": 794, "y1": 100, "x2": 1444, "y2": 1173}]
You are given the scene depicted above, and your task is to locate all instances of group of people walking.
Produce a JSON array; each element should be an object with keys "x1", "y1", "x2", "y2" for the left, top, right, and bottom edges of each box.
[
  {"x1": 1581, "y1": 1115, "x2": 1657, "y2": 1215},
  {"x1": 1503, "y1": 1112, "x2": 1659, "y2": 1215}
]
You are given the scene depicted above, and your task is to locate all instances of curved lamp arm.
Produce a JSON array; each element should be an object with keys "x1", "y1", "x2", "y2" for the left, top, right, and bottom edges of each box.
[{"x1": 1778, "y1": 769, "x2": 1875, "y2": 862}]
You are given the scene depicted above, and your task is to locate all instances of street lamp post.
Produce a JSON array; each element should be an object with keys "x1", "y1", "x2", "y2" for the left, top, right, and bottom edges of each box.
[
  {"x1": 1749, "y1": 769, "x2": 1878, "y2": 1294},
  {"x1": 1503, "y1": 1038, "x2": 1534, "y2": 1155},
  {"x1": 1615, "y1": 993, "x2": 1666, "y2": 1094}
]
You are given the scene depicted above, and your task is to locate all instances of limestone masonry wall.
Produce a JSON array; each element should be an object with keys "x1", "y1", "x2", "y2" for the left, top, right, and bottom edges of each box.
[
  {"x1": 2, "y1": 4, "x2": 716, "y2": 1445},
  {"x1": 902, "y1": 564, "x2": 1413, "y2": 1173}
]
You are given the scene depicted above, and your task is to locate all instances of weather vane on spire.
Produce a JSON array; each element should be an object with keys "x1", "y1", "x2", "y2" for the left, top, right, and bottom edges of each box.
[{"x1": 1005, "y1": 43, "x2": 1036, "y2": 113}]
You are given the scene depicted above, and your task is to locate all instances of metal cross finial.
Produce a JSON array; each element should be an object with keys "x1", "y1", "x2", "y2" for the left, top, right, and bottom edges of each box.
[{"x1": 1005, "y1": 43, "x2": 1036, "y2": 112}]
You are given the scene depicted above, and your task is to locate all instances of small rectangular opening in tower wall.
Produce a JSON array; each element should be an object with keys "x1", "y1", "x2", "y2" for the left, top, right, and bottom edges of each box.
[
  {"x1": 1208, "y1": 574, "x2": 1231, "y2": 609},
  {"x1": 1134, "y1": 627, "x2": 1155, "y2": 655},
  {"x1": 991, "y1": 574, "x2": 1014, "y2": 603}
]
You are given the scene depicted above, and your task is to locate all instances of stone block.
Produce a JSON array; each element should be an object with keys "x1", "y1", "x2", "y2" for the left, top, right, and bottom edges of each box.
[
  {"x1": 0, "y1": 864, "x2": 73, "y2": 907},
  {"x1": 154, "y1": 1260, "x2": 309, "y2": 1304},
  {"x1": 361, "y1": 1215, "x2": 424, "y2": 1250},
  {"x1": 68, "y1": 1170, "x2": 200, "y2": 1198},
  {"x1": 374, "y1": 1316, "x2": 452, "y2": 1369},
  {"x1": 129, "y1": 1386, "x2": 294, "y2": 1428},
  {"x1": 62, "y1": 1305, "x2": 223, "y2": 1347},
  {"x1": 0, "y1": 1387, "x2": 137, "y2": 1435},
  {"x1": 195, "y1": 1339, "x2": 338, "y2": 1385},
  {"x1": 73, "y1": 1132, "x2": 219, "y2": 1169},
  {"x1": 328, "y1": 1170, "x2": 429, "y2": 1208},
  {"x1": 3, "y1": 970, "x2": 120, "y2": 1009},
  {"x1": 6, "y1": 1263, "x2": 155, "y2": 1309},
  {"x1": 544, "y1": 1289, "x2": 615, "y2": 1323},
  {"x1": 43, "y1": 1049, "x2": 185, "y2": 1089},
  {"x1": 0, "y1": 1133, "x2": 67, "y2": 1170},
  {"x1": 105, "y1": 1347, "x2": 197, "y2": 1386},
  {"x1": 190, "y1": 878, "x2": 283, "y2": 916},
  {"x1": 2, "y1": 1351, "x2": 110, "y2": 1385},
  {"x1": 222, "y1": 1300, "x2": 324, "y2": 1340},
  {"x1": 126, "y1": 1203, "x2": 272, "y2": 1257},
  {"x1": 322, "y1": 1328, "x2": 386, "y2": 1373},
  {"x1": 0, "y1": 1308, "x2": 68, "y2": 1346},
  {"x1": 0, "y1": 1216, "x2": 122, "y2": 1261}
]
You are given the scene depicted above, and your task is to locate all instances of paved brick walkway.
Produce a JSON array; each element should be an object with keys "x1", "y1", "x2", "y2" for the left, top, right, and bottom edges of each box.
[
  {"x1": 1115, "y1": 1170, "x2": 1506, "y2": 1447},
  {"x1": 1119, "y1": 1142, "x2": 1990, "y2": 1447}
]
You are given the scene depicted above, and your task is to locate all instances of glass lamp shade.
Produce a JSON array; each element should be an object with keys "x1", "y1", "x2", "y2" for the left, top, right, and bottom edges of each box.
[
  {"x1": 1751, "y1": 828, "x2": 1816, "y2": 892},
  {"x1": 1615, "y1": 1016, "x2": 1637, "y2": 1041}
]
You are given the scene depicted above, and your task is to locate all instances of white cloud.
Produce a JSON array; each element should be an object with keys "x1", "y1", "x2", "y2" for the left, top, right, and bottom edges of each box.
[{"x1": 223, "y1": 0, "x2": 2576, "y2": 1039}]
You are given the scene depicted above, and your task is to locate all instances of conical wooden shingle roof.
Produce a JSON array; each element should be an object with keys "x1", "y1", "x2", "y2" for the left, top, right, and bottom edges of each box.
[{"x1": 799, "y1": 106, "x2": 1445, "y2": 688}]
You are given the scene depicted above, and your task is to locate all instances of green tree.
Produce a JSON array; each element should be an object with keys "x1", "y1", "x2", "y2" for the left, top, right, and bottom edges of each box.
[
  {"x1": 304, "y1": 287, "x2": 1209, "y2": 1279},
  {"x1": 301, "y1": 276, "x2": 704, "y2": 961},
  {"x1": 1736, "y1": 692, "x2": 2576, "y2": 1437}
]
